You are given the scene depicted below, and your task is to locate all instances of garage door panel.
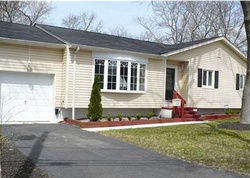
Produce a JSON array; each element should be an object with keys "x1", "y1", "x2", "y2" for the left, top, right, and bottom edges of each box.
[{"x1": 0, "y1": 71, "x2": 54, "y2": 123}]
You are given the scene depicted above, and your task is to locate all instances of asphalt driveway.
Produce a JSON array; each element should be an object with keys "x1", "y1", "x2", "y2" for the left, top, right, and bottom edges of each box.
[{"x1": 2, "y1": 124, "x2": 248, "y2": 178}]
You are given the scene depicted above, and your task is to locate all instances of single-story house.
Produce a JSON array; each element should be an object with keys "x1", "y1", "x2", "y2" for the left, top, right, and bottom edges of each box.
[{"x1": 0, "y1": 21, "x2": 246, "y2": 124}]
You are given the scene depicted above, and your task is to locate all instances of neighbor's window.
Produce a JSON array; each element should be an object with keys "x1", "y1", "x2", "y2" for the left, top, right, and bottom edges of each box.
[
  {"x1": 203, "y1": 70, "x2": 213, "y2": 87},
  {"x1": 95, "y1": 59, "x2": 105, "y2": 89},
  {"x1": 94, "y1": 59, "x2": 146, "y2": 92}
]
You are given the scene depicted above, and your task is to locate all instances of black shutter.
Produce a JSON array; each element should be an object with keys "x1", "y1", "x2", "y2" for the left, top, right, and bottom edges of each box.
[
  {"x1": 236, "y1": 73, "x2": 240, "y2": 90},
  {"x1": 198, "y1": 68, "x2": 202, "y2": 87},
  {"x1": 214, "y1": 71, "x2": 219, "y2": 89}
]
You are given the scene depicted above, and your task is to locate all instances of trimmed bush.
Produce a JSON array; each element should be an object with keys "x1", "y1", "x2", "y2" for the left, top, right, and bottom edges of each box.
[
  {"x1": 127, "y1": 116, "x2": 132, "y2": 121},
  {"x1": 225, "y1": 109, "x2": 241, "y2": 115},
  {"x1": 146, "y1": 112, "x2": 154, "y2": 120},
  {"x1": 106, "y1": 112, "x2": 112, "y2": 121},
  {"x1": 117, "y1": 113, "x2": 123, "y2": 121},
  {"x1": 87, "y1": 75, "x2": 103, "y2": 121},
  {"x1": 136, "y1": 113, "x2": 142, "y2": 120}
]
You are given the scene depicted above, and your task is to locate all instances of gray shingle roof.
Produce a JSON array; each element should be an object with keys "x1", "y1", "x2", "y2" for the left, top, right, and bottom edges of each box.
[
  {"x1": 37, "y1": 24, "x2": 219, "y2": 55},
  {"x1": 0, "y1": 21, "x2": 63, "y2": 44}
]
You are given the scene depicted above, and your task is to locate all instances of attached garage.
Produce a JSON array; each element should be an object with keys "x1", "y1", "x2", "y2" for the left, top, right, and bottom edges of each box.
[{"x1": 0, "y1": 71, "x2": 55, "y2": 124}]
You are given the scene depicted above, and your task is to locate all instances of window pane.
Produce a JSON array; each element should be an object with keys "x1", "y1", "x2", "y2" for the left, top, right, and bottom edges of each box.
[
  {"x1": 107, "y1": 60, "x2": 117, "y2": 90},
  {"x1": 95, "y1": 59, "x2": 105, "y2": 89},
  {"x1": 120, "y1": 61, "x2": 128, "y2": 90},
  {"x1": 208, "y1": 71, "x2": 212, "y2": 86},
  {"x1": 139, "y1": 64, "x2": 146, "y2": 91},
  {"x1": 130, "y1": 63, "x2": 138, "y2": 91},
  {"x1": 240, "y1": 75, "x2": 245, "y2": 89},
  {"x1": 203, "y1": 71, "x2": 207, "y2": 85}
]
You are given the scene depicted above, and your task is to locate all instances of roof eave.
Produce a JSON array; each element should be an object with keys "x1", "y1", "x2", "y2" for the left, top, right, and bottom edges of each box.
[
  {"x1": 70, "y1": 43, "x2": 166, "y2": 59},
  {"x1": 0, "y1": 37, "x2": 66, "y2": 49},
  {"x1": 162, "y1": 37, "x2": 247, "y2": 61}
]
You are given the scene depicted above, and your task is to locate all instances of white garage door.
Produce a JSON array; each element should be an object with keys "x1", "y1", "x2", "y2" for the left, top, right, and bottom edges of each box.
[{"x1": 0, "y1": 71, "x2": 54, "y2": 124}]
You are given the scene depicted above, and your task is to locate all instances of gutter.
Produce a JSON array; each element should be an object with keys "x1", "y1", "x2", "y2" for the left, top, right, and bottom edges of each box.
[
  {"x1": 70, "y1": 44, "x2": 166, "y2": 60},
  {"x1": 72, "y1": 47, "x2": 80, "y2": 120},
  {"x1": 0, "y1": 37, "x2": 65, "y2": 49}
]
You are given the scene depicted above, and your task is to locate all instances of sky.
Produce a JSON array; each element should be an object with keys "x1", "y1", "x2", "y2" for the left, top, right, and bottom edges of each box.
[{"x1": 48, "y1": 1, "x2": 153, "y2": 36}]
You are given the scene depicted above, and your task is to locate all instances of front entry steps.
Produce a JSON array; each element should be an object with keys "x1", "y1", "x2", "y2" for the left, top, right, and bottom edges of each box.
[{"x1": 161, "y1": 106, "x2": 202, "y2": 121}]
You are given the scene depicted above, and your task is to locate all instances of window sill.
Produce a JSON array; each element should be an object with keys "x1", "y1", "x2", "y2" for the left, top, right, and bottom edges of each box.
[
  {"x1": 101, "y1": 90, "x2": 146, "y2": 94},
  {"x1": 202, "y1": 85, "x2": 214, "y2": 89}
]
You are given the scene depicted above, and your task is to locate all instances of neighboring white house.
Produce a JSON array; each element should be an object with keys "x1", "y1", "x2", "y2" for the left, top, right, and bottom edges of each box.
[{"x1": 0, "y1": 21, "x2": 246, "y2": 124}]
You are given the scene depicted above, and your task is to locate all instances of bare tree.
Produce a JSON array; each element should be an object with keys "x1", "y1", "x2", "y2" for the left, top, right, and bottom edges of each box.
[
  {"x1": 240, "y1": 1, "x2": 250, "y2": 124},
  {"x1": 137, "y1": 1, "x2": 246, "y2": 52},
  {"x1": 0, "y1": 1, "x2": 54, "y2": 26},
  {"x1": 108, "y1": 26, "x2": 133, "y2": 38},
  {"x1": 62, "y1": 12, "x2": 103, "y2": 32}
]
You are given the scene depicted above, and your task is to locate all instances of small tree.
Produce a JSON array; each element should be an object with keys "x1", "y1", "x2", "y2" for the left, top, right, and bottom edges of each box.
[{"x1": 87, "y1": 75, "x2": 103, "y2": 121}]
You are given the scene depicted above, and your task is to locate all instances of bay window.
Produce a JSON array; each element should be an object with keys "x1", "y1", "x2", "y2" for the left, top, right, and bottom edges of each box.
[{"x1": 94, "y1": 59, "x2": 146, "y2": 92}]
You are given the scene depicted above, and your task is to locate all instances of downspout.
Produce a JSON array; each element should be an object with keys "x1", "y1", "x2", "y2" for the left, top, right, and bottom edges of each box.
[
  {"x1": 72, "y1": 47, "x2": 80, "y2": 120},
  {"x1": 163, "y1": 56, "x2": 168, "y2": 106},
  {"x1": 65, "y1": 45, "x2": 71, "y2": 108}
]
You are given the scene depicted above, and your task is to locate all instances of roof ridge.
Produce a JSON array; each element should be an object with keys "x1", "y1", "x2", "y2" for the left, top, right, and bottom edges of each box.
[{"x1": 36, "y1": 23, "x2": 170, "y2": 46}]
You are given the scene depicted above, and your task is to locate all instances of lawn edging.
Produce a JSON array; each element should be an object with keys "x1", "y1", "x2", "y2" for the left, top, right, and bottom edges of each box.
[{"x1": 63, "y1": 114, "x2": 240, "y2": 128}]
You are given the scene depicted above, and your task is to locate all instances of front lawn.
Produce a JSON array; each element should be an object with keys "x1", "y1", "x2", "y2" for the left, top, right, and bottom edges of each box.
[{"x1": 100, "y1": 119, "x2": 250, "y2": 175}]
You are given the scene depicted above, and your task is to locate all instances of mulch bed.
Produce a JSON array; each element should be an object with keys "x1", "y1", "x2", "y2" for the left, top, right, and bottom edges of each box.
[
  {"x1": 63, "y1": 117, "x2": 195, "y2": 128},
  {"x1": 1, "y1": 137, "x2": 49, "y2": 178},
  {"x1": 63, "y1": 114, "x2": 240, "y2": 129},
  {"x1": 218, "y1": 122, "x2": 250, "y2": 131}
]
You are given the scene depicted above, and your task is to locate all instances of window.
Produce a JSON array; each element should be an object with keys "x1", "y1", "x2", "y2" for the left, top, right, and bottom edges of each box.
[
  {"x1": 198, "y1": 68, "x2": 219, "y2": 89},
  {"x1": 203, "y1": 70, "x2": 213, "y2": 87},
  {"x1": 139, "y1": 64, "x2": 146, "y2": 91},
  {"x1": 107, "y1": 60, "x2": 117, "y2": 90},
  {"x1": 94, "y1": 59, "x2": 146, "y2": 92},
  {"x1": 120, "y1": 62, "x2": 128, "y2": 90},
  {"x1": 236, "y1": 73, "x2": 245, "y2": 90},
  {"x1": 130, "y1": 63, "x2": 138, "y2": 91},
  {"x1": 95, "y1": 59, "x2": 105, "y2": 89}
]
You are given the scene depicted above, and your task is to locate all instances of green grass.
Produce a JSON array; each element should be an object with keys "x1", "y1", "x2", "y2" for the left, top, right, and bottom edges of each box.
[{"x1": 100, "y1": 119, "x2": 250, "y2": 175}]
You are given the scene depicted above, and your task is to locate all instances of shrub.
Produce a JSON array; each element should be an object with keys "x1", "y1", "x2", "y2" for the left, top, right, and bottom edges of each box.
[
  {"x1": 87, "y1": 75, "x2": 103, "y2": 122},
  {"x1": 127, "y1": 116, "x2": 132, "y2": 121},
  {"x1": 146, "y1": 112, "x2": 154, "y2": 120},
  {"x1": 136, "y1": 113, "x2": 142, "y2": 120},
  {"x1": 107, "y1": 112, "x2": 112, "y2": 121},
  {"x1": 117, "y1": 113, "x2": 123, "y2": 121},
  {"x1": 225, "y1": 109, "x2": 241, "y2": 115}
]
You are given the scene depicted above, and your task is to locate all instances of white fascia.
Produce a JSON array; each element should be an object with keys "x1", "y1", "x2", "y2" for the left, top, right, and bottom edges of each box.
[{"x1": 162, "y1": 37, "x2": 246, "y2": 61}]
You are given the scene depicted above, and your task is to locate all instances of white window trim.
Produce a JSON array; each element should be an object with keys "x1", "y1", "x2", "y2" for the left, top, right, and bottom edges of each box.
[
  {"x1": 202, "y1": 69, "x2": 214, "y2": 88},
  {"x1": 93, "y1": 57, "x2": 147, "y2": 94}
]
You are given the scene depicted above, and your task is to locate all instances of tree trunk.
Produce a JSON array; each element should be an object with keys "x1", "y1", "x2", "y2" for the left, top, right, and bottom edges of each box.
[{"x1": 240, "y1": 2, "x2": 250, "y2": 124}]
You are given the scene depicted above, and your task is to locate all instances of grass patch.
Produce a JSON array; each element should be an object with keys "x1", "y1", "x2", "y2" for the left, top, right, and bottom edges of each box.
[{"x1": 100, "y1": 118, "x2": 250, "y2": 175}]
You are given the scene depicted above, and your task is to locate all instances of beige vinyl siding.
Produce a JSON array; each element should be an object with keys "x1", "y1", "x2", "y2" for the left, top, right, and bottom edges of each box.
[
  {"x1": 169, "y1": 41, "x2": 246, "y2": 108},
  {"x1": 66, "y1": 50, "x2": 165, "y2": 108},
  {"x1": 66, "y1": 50, "x2": 93, "y2": 108},
  {"x1": 0, "y1": 43, "x2": 64, "y2": 107}
]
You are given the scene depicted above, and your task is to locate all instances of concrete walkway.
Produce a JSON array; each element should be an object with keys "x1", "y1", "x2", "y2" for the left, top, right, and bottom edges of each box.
[
  {"x1": 82, "y1": 120, "x2": 209, "y2": 132},
  {"x1": 2, "y1": 124, "x2": 248, "y2": 178}
]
